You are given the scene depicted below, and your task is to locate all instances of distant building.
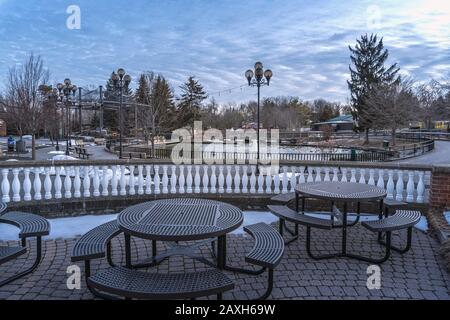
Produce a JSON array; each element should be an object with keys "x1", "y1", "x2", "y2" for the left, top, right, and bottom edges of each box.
[
  {"x1": 0, "y1": 119, "x2": 6, "y2": 137},
  {"x1": 311, "y1": 114, "x2": 354, "y2": 132}
]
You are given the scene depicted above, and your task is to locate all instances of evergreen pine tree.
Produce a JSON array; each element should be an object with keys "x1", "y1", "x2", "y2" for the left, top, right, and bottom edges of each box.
[
  {"x1": 348, "y1": 34, "x2": 400, "y2": 144},
  {"x1": 177, "y1": 76, "x2": 207, "y2": 128}
]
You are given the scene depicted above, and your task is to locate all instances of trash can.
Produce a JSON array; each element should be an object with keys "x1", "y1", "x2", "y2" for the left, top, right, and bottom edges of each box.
[
  {"x1": 350, "y1": 148, "x2": 356, "y2": 161},
  {"x1": 383, "y1": 140, "x2": 390, "y2": 149},
  {"x1": 16, "y1": 140, "x2": 26, "y2": 153},
  {"x1": 7, "y1": 136, "x2": 15, "y2": 152}
]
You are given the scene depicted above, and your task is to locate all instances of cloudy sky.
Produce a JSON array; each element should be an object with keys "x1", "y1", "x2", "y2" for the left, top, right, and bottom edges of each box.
[{"x1": 0, "y1": 0, "x2": 449, "y2": 104}]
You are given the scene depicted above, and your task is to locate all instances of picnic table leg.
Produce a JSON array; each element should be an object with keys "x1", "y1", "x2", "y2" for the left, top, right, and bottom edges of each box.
[
  {"x1": 341, "y1": 202, "x2": 348, "y2": 255},
  {"x1": 378, "y1": 199, "x2": 384, "y2": 242},
  {"x1": 217, "y1": 235, "x2": 226, "y2": 269},
  {"x1": 152, "y1": 240, "x2": 157, "y2": 257},
  {"x1": 124, "y1": 234, "x2": 131, "y2": 268}
]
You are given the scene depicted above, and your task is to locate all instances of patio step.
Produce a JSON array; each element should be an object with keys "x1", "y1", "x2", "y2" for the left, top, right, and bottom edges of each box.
[
  {"x1": 268, "y1": 205, "x2": 332, "y2": 230},
  {"x1": 87, "y1": 266, "x2": 234, "y2": 300}
]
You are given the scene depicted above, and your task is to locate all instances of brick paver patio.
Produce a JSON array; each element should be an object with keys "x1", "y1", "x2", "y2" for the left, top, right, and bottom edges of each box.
[{"x1": 0, "y1": 221, "x2": 449, "y2": 300}]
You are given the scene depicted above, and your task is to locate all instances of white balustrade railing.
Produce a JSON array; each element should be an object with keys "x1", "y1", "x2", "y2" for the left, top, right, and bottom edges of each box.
[{"x1": 0, "y1": 163, "x2": 431, "y2": 204}]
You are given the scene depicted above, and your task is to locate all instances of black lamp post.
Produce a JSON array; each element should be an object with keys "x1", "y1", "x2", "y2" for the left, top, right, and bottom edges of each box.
[
  {"x1": 111, "y1": 68, "x2": 131, "y2": 159},
  {"x1": 245, "y1": 62, "x2": 272, "y2": 166},
  {"x1": 57, "y1": 79, "x2": 77, "y2": 156}
]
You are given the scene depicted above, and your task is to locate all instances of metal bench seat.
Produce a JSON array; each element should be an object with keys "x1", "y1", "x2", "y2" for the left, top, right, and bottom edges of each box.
[
  {"x1": 0, "y1": 246, "x2": 27, "y2": 264},
  {"x1": 270, "y1": 192, "x2": 297, "y2": 204},
  {"x1": 71, "y1": 220, "x2": 122, "y2": 288},
  {"x1": 243, "y1": 223, "x2": 284, "y2": 300},
  {"x1": 362, "y1": 210, "x2": 421, "y2": 233},
  {"x1": 71, "y1": 220, "x2": 121, "y2": 262},
  {"x1": 244, "y1": 223, "x2": 284, "y2": 269},
  {"x1": 0, "y1": 211, "x2": 50, "y2": 287},
  {"x1": 0, "y1": 211, "x2": 50, "y2": 238},
  {"x1": 87, "y1": 266, "x2": 234, "y2": 300},
  {"x1": 268, "y1": 205, "x2": 332, "y2": 230}
]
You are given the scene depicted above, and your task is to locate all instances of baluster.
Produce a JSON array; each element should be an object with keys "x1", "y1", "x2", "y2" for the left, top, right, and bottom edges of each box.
[
  {"x1": 102, "y1": 166, "x2": 109, "y2": 196},
  {"x1": 186, "y1": 165, "x2": 193, "y2": 193},
  {"x1": 386, "y1": 170, "x2": 394, "y2": 199},
  {"x1": 350, "y1": 168, "x2": 356, "y2": 183},
  {"x1": 129, "y1": 165, "x2": 136, "y2": 195},
  {"x1": 120, "y1": 165, "x2": 127, "y2": 196},
  {"x1": 290, "y1": 166, "x2": 297, "y2": 191},
  {"x1": 257, "y1": 169, "x2": 264, "y2": 194},
  {"x1": 299, "y1": 166, "x2": 305, "y2": 184},
  {"x1": 178, "y1": 165, "x2": 186, "y2": 194},
  {"x1": 396, "y1": 170, "x2": 404, "y2": 201},
  {"x1": 170, "y1": 165, "x2": 178, "y2": 193},
  {"x1": 161, "y1": 165, "x2": 168, "y2": 194},
  {"x1": 55, "y1": 167, "x2": 62, "y2": 199},
  {"x1": 225, "y1": 166, "x2": 232, "y2": 193},
  {"x1": 406, "y1": 171, "x2": 415, "y2": 202},
  {"x1": 233, "y1": 166, "x2": 241, "y2": 193},
  {"x1": 145, "y1": 165, "x2": 152, "y2": 195},
  {"x1": 218, "y1": 166, "x2": 225, "y2": 193},
  {"x1": 281, "y1": 167, "x2": 289, "y2": 192},
  {"x1": 202, "y1": 165, "x2": 209, "y2": 193},
  {"x1": 137, "y1": 165, "x2": 144, "y2": 195},
  {"x1": 154, "y1": 165, "x2": 160, "y2": 194},
  {"x1": 307, "y1": 167, "x2": 314, "y2": 182},
  {"x1": 368, "y1": 169, "x2": 375, "y2": 185},
  {"x1": 324, "y1": 167, "x2": 330, "y2": 182},
  {"x1": 83, "y1": 166, "x2": 91, "y2": 197},
  {"x1": 64, "y1": 167, "x2": 72, "y2": 198},
  {"x1": 241, "y1": 165, "x2": 248, "y2": 193},
  {"x1": 194, "y1": 165, "x2": 201, "y2": 193},
  {"x1": 93, "y1": 166, "x2": 100, "y2": 197},
  {"x1": 111, "y1": 165, "x2": 118, "y2": 196},
  {"x1": 73, "y1": 166, "x2": 81, "y2": 198},
  {"x1": 358, "y1": 169, "x2": 366, "y2": 184},
  {"x1": 1, "y1": 169, "x2": 10, "y2": 203},
  {"x1": 332, "y1": 167, "x2": 339, "y2": 182},
  {"x1": 314, "y1": 167, "x2": 322, "y2": 182},
  {"x1": 265, "y1": 167, "x2": 272, "y2": 194},
  {"x1": 44, "y1": 167, "x2": 52, "y2": 199},
  {"x1": 12, "y1": 168, "x2": 20, "y2": 202},
  {"x1": 377, "y1": 169, "x2": 385, "y2": 189},
  {"x1": 273, "y1": 167, "x2": 280, "y2": 194},
  {"x1": 210, "y1": 165, "x2": 217, "y2": 193},
  {"x1": 249, "y1": 166, "x2": 256, "y2": 193},
  {"x1": 34, "y1": 167, "x2": 43, "y2": 200},
  {"x1": 23, "y1": 168, "x2": 32, "y2": 201},
  {"x1": 416, "y1": 171, "x2": 424, "y2": 203},
  {"x1": 341, "y1": 168, "x2": 348, "y2": 182}
]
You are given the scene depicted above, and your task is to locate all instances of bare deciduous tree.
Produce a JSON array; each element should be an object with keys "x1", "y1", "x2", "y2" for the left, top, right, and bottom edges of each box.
[
  {"x1": 364, "y1": 79, "x2": 418, "y2": 146},
  {"x1": 1, "y1": 53, "x2": 49, "y2": 159}
]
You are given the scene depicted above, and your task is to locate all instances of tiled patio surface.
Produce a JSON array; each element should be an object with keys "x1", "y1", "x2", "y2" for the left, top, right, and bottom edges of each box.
[{"x1": 0, "y1": 221, "x2": 449, "y2": 300}]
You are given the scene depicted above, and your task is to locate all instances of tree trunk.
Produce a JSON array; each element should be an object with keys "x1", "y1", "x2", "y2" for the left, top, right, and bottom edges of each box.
[
  {"x1": 364, "y1": 128, "x2": 370, "y2": 145},
  {"x1": 31, "y1": 133, "x2": 36, "y2": 160},
  {"x1": 391, "y1": 128, "x2": 396, "y2": 146}
]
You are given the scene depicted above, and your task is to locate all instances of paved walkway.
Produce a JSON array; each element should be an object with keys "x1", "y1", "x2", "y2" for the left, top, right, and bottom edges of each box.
[
  {"x1": 0, "y1": 222, "x2": 449, "y2": 300},
  {"x1": 395, "y1": 141, "x2": 450, "y2": 165}
]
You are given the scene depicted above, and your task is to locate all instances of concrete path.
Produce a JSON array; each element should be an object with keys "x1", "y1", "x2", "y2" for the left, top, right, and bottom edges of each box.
[{"x1": 394, "y1": 141, "x2": 450, "y2": 165}]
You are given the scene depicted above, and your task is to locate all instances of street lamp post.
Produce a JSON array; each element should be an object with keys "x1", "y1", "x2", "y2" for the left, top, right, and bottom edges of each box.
[
  {"x1": 245, "y1": 62, "x2": 273, "y2": 167},
  {"x1": 111, "y1": 68, "x2": 131, "y2": 159},
  {"x1": 57, "y1": 79, "x2": 77, "y2": 156}
]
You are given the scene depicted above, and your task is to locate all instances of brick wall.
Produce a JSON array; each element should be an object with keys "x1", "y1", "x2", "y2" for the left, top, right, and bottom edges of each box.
[{"x1": 429, "y1": 165, "x2": 450, "y2": 211}]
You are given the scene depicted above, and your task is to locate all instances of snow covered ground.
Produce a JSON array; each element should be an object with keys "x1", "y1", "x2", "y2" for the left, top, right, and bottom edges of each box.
[{"x1": 0, "y1": 211, "x2": 429, "y2": 240}]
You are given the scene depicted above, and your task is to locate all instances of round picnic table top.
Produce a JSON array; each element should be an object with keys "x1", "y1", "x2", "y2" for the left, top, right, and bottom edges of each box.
[
  {"x1": 117, "y1": 198, "x2": 244, "y2": 241},
  {"x1": 295, "y1": 181, "x2": 387, "y2": 202}
]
